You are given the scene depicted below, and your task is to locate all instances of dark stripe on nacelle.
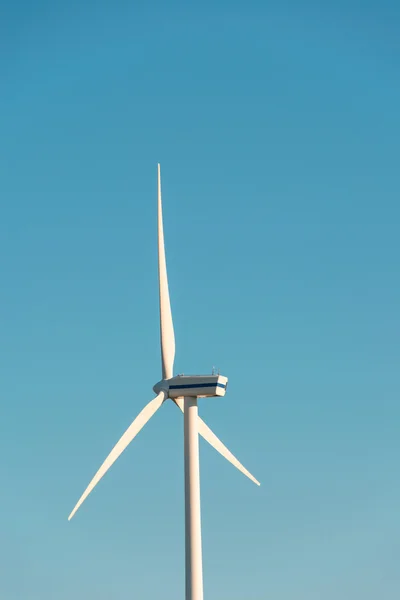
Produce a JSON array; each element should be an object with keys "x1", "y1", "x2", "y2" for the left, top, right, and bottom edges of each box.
[{"x1": 169, "y1": 382, "x2": 226, "y2": 390}]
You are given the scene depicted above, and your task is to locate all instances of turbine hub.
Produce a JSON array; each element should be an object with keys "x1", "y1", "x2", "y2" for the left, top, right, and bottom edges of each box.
[{"x1": 153, "y1": 379, "x2": 169, "y2": 396}]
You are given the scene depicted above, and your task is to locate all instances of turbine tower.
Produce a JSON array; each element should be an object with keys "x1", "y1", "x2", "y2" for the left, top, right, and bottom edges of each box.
[{"x1": 68, "y1": 164, "x2": 260, "y2": 600}]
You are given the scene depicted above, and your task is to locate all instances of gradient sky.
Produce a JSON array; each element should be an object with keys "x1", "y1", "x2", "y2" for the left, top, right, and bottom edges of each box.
[{"x1": 1, "y1": 1, "x2": 399, "y2": 599}]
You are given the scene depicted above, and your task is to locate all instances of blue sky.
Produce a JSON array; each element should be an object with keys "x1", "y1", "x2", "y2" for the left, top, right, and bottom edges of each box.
[{"x1": 1, "y1": 1, "x2": 399, "y2": 598}]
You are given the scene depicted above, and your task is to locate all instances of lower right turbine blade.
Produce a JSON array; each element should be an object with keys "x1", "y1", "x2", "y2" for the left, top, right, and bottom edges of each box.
[{"x1": 174, "y1": 399, "x2": 260, "y2": 486}]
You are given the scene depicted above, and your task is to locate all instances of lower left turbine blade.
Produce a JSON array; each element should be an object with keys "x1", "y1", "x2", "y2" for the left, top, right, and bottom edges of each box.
[{"x1": 68, "y1": 390, "x2": 166, "y2": 520}]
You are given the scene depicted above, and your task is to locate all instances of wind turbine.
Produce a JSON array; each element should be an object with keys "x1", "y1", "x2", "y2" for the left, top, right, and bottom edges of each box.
[{"x1": 68, "y1": 164, "x2": 260, "y2": 600}]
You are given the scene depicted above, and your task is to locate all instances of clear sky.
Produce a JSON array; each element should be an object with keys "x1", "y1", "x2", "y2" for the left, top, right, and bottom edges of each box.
[{"x1": 1, "y1": 1, "x2": 399, "y2": 598}]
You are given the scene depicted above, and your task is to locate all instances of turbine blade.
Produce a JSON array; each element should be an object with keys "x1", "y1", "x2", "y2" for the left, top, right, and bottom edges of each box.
[
  {"x1": 68, "y1": 391, "x2": 166, "y2": 520},
  {"x1": 174, "y1": 399, "x2": 260, "y2": 486},
  {"x1": 158, "y1": 163, "x2": 175, "y2": 380}
]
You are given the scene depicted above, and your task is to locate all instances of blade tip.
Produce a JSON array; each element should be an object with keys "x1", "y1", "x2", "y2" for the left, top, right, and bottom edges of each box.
[
  {"x1": 250, "y1": 475, "x2": 261, "y2": 486},
  {"x1": 68, "y1": 505, "x2": 78, "y2": 521}
]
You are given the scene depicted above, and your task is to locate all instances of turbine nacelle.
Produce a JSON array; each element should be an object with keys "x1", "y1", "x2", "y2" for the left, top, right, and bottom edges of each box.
[{"x1": 153, "y1": 374, "x2": 228, "y2": 399}]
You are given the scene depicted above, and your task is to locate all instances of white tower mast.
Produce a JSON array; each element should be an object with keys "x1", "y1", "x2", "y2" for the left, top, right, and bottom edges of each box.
[{"x1": 184, "y1": 396, "x2": 203, "y2": 600}]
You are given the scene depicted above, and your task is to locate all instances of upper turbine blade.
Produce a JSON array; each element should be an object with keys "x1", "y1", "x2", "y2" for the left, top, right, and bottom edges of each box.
[
  {"x1": 68, "y1": 391, "x2": 166, "y2": 520},
  {"x1": 174, "y1": 399, "x2": 260, "y2": 486},
  {"x1": 158, "y1": 163, "x2": 175, "y2": 380}
]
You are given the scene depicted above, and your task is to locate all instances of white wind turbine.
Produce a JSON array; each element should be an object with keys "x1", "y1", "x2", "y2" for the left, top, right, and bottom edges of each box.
[{"x1": 68, "y1": 164, "x2": 260, "y2": 600}]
